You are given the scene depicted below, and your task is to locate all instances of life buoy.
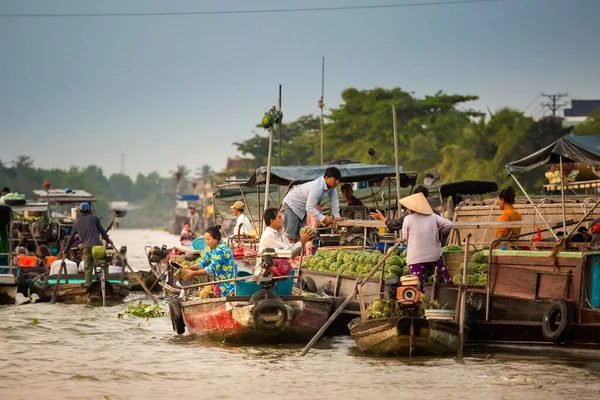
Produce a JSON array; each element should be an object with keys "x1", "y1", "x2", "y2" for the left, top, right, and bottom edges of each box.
[
  {"x1": 542, "y1": 299, "x2": 574, "y2": 343},
  {"x1": 252, "y1": 298, "x2": 288, "y2": 331},
  {"x1": 169, "y1": 299, "x2": 186, "y2": 335}
]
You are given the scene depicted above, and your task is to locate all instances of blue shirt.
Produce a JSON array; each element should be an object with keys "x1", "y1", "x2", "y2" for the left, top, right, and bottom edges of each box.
[
  {"x1": 283, "y1": 176, "x2": 341, "y2": 222},
  {"x1": 197, "y1": 241, "x2": 236, "y2": 296}
]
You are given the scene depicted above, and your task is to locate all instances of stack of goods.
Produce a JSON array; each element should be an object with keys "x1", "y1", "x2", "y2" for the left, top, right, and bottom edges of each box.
[
  {"x1": 302, "y1": 248, "x2": 410, "y2": 280},
  {"x1": 452, "y1": 250, "x2": 488, "y2": 286}
]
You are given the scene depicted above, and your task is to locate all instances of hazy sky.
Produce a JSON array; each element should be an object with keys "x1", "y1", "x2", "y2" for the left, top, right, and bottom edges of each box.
[{"x1": 1, "y1": 0, "x2": 599, "y2": 178}]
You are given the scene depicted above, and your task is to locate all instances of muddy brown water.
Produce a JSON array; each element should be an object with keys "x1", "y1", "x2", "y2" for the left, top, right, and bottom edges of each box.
[{"x1": 1, "y1": 229, "x2": 600, "y2": 400}]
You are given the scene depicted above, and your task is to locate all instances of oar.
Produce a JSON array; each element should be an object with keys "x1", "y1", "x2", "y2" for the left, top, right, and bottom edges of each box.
[
  {"x1": 299, "y1": 240, "x2": 401, "y2": 357},
  {"x1": 50, "y1": 258, "x2": 67, "y2": 304},
  {"x1": 113, "y1": 242, "x2": 158, "y2": 305}
]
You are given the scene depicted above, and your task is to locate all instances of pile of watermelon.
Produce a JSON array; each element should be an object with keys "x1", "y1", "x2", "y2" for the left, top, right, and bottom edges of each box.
[{"x1": 302, "y1": 248, "x2": 410, "y2": 280}]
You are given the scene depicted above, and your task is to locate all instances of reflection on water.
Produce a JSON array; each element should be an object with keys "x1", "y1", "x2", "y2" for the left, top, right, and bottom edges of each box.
[{"x1": 1, "y1": 230, "x2": 600, "y2": 399}]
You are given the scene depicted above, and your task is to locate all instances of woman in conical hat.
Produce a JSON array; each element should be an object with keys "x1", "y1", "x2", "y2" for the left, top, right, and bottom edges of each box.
[{"x1": 400, "y1": 192, "x2": 454, "y2": 292}]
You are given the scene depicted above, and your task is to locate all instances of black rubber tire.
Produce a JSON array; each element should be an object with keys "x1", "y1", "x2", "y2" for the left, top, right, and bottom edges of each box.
[
  {"x1": 252, "y1": 298, "x2": 288, "y2": 331},
  {"x1": 542, "y1": 299, "x2": 574, "y2": 343},
  {"x1": 169, "y1": 299, "x2": 186, "y2": 335},
  {"x1": 249, "y1": 288, "x2": 276, "y2": 305},
  {"x1": 300, "y1": 276, "x2": 317, "y2": 293}
]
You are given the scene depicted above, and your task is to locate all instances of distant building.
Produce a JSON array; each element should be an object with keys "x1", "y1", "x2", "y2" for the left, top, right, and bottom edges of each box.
[
  {"x1": 564, "y1": 100, "x2": 600, "y2": 126},
  {"x1": 225, "y1": 157, "x2": 246, "y2": 171}
]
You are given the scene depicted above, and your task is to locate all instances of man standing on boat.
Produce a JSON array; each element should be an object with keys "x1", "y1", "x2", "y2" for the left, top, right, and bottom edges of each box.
[
  {"x1": 188, "y1": 205, "x2": 200, "y2": 235},
  {"x1": 282, "y1": 167, "x2": 344, "y2": 242},
  {"x1": 63, "y1": 202, "x2": 112, "y2": 284},
  {"x1": 340, "y1": 184, "x2": 364, "y2": 207},
  {"x1": 230, "y1": 201, "x2": 253, "y2": 236}
]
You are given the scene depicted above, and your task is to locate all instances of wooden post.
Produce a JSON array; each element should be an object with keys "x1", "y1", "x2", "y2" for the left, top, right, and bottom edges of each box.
[
  {"x1": 392, "y1": 105, "x2": 402, "y2": 239},
  {"x1": 457, "y1": 234, "x2": 471, "y2": 359},
  {"x1": 559, "y1": 156, "x2": 567, "y2": 236},
  {"x1": 357, "y1": 285, "x2": 367, "y2": 322}
]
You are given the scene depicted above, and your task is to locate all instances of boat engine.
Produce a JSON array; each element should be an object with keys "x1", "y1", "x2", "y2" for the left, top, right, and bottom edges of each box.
[
  {"x1": 259, "y1": 248, "x2": 293, "y2": 278},
  {"x1": 383, "y1": 275, "x2": 422, "y2": 316}
]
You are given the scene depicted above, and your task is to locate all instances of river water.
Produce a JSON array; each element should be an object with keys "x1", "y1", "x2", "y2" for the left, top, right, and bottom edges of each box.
[{"x1": 1, "y1": 229, "x2": 600, "y2": 400}]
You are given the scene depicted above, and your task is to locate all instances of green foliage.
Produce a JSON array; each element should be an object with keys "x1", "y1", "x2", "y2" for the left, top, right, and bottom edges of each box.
[
  {"x1": 32, "y1": 318, "x2": 41, "y2": 325},
  {"x1": 574, "y1": 106, "x2": 600, "y2": 136},
  {"x1": 117, "y1": 301, "x2": 167, "y2": 322}
]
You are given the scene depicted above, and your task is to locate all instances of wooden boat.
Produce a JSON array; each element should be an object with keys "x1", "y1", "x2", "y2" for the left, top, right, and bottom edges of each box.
[
  {"x1": 31, "y1": 273, "x2": 129, "y2": 305},
  {"x1": 349, "y1": 316, "x2": 466, "y2": 356},
  {"x1": 1, "y1": 204, "x2": 19, "y2": 305},
  {"x1": 171, "y1": 294, "x2": 334, "y2": 344}
]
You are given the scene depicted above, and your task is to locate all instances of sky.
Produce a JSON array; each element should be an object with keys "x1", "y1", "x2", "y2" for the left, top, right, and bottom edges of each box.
[{"x1": 1, "y1": 0, "x2": 599, "y2": 178}]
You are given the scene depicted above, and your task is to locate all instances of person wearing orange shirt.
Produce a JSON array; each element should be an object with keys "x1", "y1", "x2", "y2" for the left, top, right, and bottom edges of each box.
[{"x1": 496, "y1": 186, "x2": 522, "y2": 239}]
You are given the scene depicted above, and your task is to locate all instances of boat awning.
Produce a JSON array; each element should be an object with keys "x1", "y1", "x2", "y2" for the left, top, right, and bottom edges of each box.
[
  {"x1": 32, "y1": 189, "x2": 96, "y2": 203},
  {"x1": 8, "y1": 202, "x2": 49, "y2": 213},
  {"x1": 244, "y1": 164, "x2": 418, "y2": 188},
  {"x1": 438, "y1": 181, "x2": 498, "y2": 200},
  {"x1": 507, "y1": 135, "x2": 600, "y2": 173}
]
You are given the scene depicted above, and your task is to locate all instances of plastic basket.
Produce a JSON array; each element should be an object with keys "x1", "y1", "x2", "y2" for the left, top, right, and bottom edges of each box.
[
  {"x1": 191, "y1": 237, "x2": 207, "y2": 251},
  {"x1": 235, "y1": 270, "x2": 295, "y2": 297}
]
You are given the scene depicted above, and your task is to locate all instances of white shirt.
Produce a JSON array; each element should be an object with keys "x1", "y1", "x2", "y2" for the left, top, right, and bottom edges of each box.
[
  {"x1": 234, "y1": 213, "x2": 253, "y2": 235},
  {"x1": 402, "y1": 213, "x2": 454, "y2": 265},
  {"x1": 257, "y1": 226, "x2": 303, "y2": 266},
  {"x1": 282, "y1": 176, "x2": 341, "y2": 222}
]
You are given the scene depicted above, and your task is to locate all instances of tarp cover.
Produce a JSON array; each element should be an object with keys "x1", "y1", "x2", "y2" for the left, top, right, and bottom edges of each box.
[
  {"x1": 439, "y1": 181, "x2": 498, "y2": 200},
  {"x1": 244, "y1": 164, "x2": 417, "y2": 187},
  {"x1": 507, "y1": 135, "x2": 600, "y2": 173}
]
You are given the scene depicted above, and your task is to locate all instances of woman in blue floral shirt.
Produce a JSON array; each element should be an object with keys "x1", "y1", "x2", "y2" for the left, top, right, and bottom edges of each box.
[{"x1": 183, "y1": 225, "x2": 236, "y2": 296}]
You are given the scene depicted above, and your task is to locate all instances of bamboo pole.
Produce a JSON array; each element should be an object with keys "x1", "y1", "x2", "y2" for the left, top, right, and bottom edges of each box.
[
  {"x1": 457, "y1": 234, "x2": 471, "y2": 359},
  {"x1": 392, "y1": 105, "x2": 402, "y2": 239},
  {"x1": 319, "y1": 57, "x2": 325, "y2": 165},
  {"x1": 559, "y1": 156, "x2": 567, "y2": 236},
  {"x1": 509, "y1": 172, "x2": 559, "y2": 239}
]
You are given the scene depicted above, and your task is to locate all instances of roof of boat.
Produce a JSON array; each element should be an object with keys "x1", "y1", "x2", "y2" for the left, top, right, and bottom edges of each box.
[
  {"x1": 8, "y1": 202, "x2": 49, "y2": 213},
  {"x1": 33, "y1": 189, "x2": 96, "y2": 203},
  {"x1": 244, "y1": 163, "x2": 418, "y2": 187}
]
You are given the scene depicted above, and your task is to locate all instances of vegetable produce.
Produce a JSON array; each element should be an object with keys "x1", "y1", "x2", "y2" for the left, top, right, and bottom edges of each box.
[
  {"x1": 301, "y1": 249, "x2": 411, "y2": 279},
  {"x1": 453, "y1": 250, "x2": 488, "y2": 286},
  {"x1": 300, "y1": 226, "x2": 317, "y2": 238}
]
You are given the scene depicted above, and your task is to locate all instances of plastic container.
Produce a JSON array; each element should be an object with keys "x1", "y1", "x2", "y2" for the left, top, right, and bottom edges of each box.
[
  {"x1": 191, "y1": 237, "x2": 207, "y2": 251},
  {"x1": 17, "y1": 255, "x2": 39, "y2": 268},
  {"x1": 45, "y1": 256, "x2": 57, "y2": 267},
  {"x1": 235, "y1": 270, "x2": 294, "y2": 297}
]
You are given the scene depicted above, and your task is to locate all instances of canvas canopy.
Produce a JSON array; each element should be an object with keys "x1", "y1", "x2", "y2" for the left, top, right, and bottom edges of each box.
[
  {"x1": 244, "y1": 164, "x2": 418, "y2": 188},
  {"x1": 507, "y1": 135, "x2": 600, "y2": 173},
  {"x1": 33, "y1": 189, "x2": 96, "y2": 204},
  {"x1": 439, "y1": 181, "x2": 498, "y2": 202}
]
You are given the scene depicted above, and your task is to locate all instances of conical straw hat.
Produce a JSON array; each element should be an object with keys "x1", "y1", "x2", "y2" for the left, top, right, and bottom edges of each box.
[{"x1": 399, "y1": 192, "x2": 433, "y2": 215}]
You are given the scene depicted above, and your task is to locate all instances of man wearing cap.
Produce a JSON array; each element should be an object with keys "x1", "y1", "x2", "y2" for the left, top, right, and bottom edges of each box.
[
  {"x1": 63, "y1": 202, "x2": 113, "y2": 284},
  {"x1": 188, "y1": 205, "x2": 200, "y2": 235},
  {"x1": 399, "y1": 192, "x2": 453, "y2": 292},
  {"x1": 231, "y1": 200, "x2": 253, "y2": 236},
  {"x1": 282, "y1": 167, "x2": 344, "y2": 242}
]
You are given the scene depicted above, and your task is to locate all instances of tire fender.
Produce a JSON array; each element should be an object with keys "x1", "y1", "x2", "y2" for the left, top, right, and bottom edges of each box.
[
  {"x1": 169, "y1": 299, "x2": 186, "y2": 335},
  {"x1": 542, "y1": 299, "x2": 574, "y2": 343},
  {"x1": 252, "y1": 298, "x2": 288, "y2": 331}
]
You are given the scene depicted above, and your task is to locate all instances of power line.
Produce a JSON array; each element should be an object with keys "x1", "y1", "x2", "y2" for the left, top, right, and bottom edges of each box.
[
  {"x1": 0, "y1": 0, "x2": 504, "y2": 18},
  {"x1": 523, "y1": 93, "x2": 541, "y2": 113}
]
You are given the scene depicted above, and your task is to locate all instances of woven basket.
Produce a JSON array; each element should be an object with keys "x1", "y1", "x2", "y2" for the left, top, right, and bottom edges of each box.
[{"x1": 442, "y1": 252, "x2": 465, "y2": 277}]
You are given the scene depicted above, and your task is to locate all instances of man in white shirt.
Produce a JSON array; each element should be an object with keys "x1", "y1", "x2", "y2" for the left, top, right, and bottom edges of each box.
[
  {"x1": 256, "y1": 208, "x2": 314, "y2": 269},
  {"x1": 282, "y1": 167, "x2": 344, "y2": 241},
  {"x1": 188, "y1": 205, "x2": 200, "y2": 235},
  {"x1": 230, "y1": 201, "x2": 253, "y2": 236}
]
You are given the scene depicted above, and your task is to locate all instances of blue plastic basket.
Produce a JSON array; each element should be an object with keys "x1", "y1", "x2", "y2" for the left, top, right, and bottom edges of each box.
[
  {"x1": 191, "y1": 237, "x2": 207, "y2": 251},
  {"x1": 235, "y1": 270, "x2": 295, "y2": 297}
]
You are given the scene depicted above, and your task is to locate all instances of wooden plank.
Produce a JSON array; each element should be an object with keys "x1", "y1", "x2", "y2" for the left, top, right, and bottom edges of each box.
[
  {"x1": 580, "y1": 308, "x2": 600, "y2": 324},
  {"x1": 492, "y1": 265, "x2": 537, "y2": 299},
  {"x1": 536, "y1": 273, "x2": 567, "y2": 299},
  {"x1": 493, "y1": 255, "x2": 582, "y2": 268},
  {"x1": 336, "y1": 219, "x2": 385, "y2": 228},
  {"x1": 452, "y1": 219, "x2": 567, "y2": 229}
]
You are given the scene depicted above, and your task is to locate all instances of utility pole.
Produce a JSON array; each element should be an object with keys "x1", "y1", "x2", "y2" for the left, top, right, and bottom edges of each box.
[{"x1": 540, "y1": 92, "x2": 568, "y2": 117}]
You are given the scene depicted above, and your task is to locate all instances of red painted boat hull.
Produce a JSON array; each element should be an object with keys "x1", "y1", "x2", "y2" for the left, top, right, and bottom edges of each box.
[{"x1": 181, "y1": 296, "x2": 333, "y2": 344}]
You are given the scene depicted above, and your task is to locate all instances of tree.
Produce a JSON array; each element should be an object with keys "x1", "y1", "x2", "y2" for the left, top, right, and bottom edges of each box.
[{"x1": 574, "y1": 106, "x2": 600, "y2": 136}]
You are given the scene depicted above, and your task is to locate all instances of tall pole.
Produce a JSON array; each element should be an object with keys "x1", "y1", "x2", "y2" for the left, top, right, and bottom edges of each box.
[
  {"x1": 541, "y1": 92, "x2": 568, "y2": 117},
  {"x1": 392, "y1": 105, "x2": 402, "y2": 214},
  {"x1": 278, "y1": 85, "x2": 282, "y2": 166},
  {"x1": 264, "y1": 107, "x2": 275, "y2": 217},
  {"x1": 559, "y1": 156, "x2": 567, "y2": 235},
  {"x1": 318, "y1": 57, "x2": 325, "y2": 165}
]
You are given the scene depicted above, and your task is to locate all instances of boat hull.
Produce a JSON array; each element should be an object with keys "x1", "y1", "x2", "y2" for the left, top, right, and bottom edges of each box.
[
  {"x1": 32, "y1": 280, "x2": 129, "y2": 306},
  {"x1": 349, "y1": 317, "x2": 466, "y2": 356},
  {"x1": 181, "y1": 296, "x2": 334, "y2": 344}
]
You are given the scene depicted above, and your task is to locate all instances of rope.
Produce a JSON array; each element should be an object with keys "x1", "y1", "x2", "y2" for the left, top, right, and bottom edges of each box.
[{"x1": 549, "y1": 237, "x2": 568, "y2": 270}]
